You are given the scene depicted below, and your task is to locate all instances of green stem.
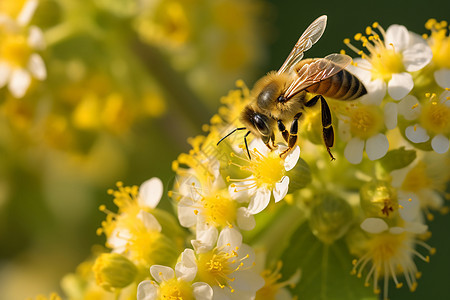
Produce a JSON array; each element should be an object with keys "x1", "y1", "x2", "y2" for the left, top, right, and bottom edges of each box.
[{"x1": 321, "y1": 244, "x2": 329, "y2": 300}]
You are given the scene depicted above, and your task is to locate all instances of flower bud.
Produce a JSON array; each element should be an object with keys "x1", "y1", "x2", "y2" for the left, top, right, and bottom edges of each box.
[
  {"x1": 360, "y1": 180, "x2": 398, "y2": 219},
  {"x1": 93, "y1": 253, "x2": 137, "y2": 291},
  {"x1": 309, "y1": 195, "x2": 353, "y2": 244},
  {"x1": 286, "y1": 157, "x2": 312, "y2": 193}
]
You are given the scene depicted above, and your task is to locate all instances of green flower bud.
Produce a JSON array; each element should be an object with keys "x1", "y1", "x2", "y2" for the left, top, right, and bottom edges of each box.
[
  {"x1": 286, "y1": 157, "x2": 312, "y2": 193},
  {"x1": 93, "y1": 253, "x2": 137, "y2": 291},
  {"x1": 309, "y1": 195, "x2": 353, "y2": 244},
  {"x1": 360, "y1": 180, "x2": 398, "y2": 219}
]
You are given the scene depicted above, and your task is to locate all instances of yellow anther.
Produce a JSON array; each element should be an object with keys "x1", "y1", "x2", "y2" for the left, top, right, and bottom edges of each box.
[
  {"x1": 396, "y1": 282, "x2": 403, "y2": 288},
  {"x1": 372, "y1": 21, "x2": 379, "y2": 28},
  {"x1": 365, "y1": 26, "x2": 372, "y2": 35},
  {"x1": 344, "y1": 38, "x2": 351, "y2": 44},
  {"x1": 354, "y1": 33, "x2": 363, "y2": 41},
  {"x1": 412, "y1": 103, "x2": 419, "y2": 109}
]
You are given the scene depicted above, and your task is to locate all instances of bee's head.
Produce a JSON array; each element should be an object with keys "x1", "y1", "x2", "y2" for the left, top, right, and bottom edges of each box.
[{"x1": 240, "y1": 105, "x2": 273, "y2": 144}]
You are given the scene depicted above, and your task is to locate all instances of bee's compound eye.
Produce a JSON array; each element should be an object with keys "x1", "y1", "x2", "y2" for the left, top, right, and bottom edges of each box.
[{"x1": 253, "y1": 114, "x2": 270, "y2": 136}]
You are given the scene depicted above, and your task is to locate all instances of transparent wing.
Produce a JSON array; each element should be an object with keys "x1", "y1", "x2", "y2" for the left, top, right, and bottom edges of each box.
[
  {"x1": 284, "y1": 53, "x2": 352, "y2": 99},
  {"x1": 277, "y1": 15, "x2": 327, "y2": 74}
]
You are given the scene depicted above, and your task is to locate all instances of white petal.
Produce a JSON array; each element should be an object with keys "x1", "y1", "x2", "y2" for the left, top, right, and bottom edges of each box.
[
  {"x1": 390, "y1": 167, "x2": 409, "y2": 188},
  {"x1": 431, "y1": 135, "x2": 449, "y2": 154},
  {"x1": 389, "y1": 227, "x2": 405, "y2": 235},
  {"x1": 217, "y1": 226, "x2": 242, "y2": 250},
  {"x1": 27, "y1": 26, "x2": 46, "y2": 50},
  {"x1": 398, "y1": 95, "x2": 421, "y2": 120},
  {"x1": 434, "y1": 68, "x2": 450, "y2": 89},
  {"x1": 365, "y1": 133, "x2": 389, "y2": 160},
  {"x1": 338, "y1": 119, "x2": 352, "y2": 142},
  {"x1": 398, "y1": 192, "x2": 420, "y2": 221},
  {"x1": 383, "y1": 102, "x2": 397, "y2": 130},
  {"x1": 273, "y1": 176, "x2": 289, "y2": 203},
  {"x1": 192, "y1": 282, "x2": 213, "y2": 300},
  {"x1": 231, "y1": 270, "x2": 265, "y2": 292},
  {"x1": 137, "y1": 210, "x2": 162, "y2": 232},
  {"x1": 107, "y1": 228, "x2": 130, "y2": 252},
  {"x1": 236, "y1": 244, "x2": 256, "y2": 268},
  {"x1": 0, "y1": 62, "x2": 11, "y2": 88},
  {"x1": 403, "y1": 42, "x2": 432, "y2": 72},
  {"x1": 9, "y1": 68, "x2": 31, "y2": 98},
  {"x1": 228, "y1": 176, "x2": 255, "y2": 203},
  {"x1": 247, "y1": 187, "x2": 271, "y2": 214},
  {"x1": 236, "y1": 207, "x2": 256, "y2": 230},
  {"x1": 211, "y1": 286, "x2": 230, "y2": 300},
  {"x1": 284, "y1": 146, "x2": 300, "y2": 171},
  {"x1": 404, "y1": 221, "x2": 428, "y2": 234},
  {"x1": 360, "y1": 218, "x2": 388, "y2": 234},
  {"x1": 193, "y1": 221, "x2": 218, "y2": 253},
  {"x1": 275, "y1": 288, "x2": 293, "y2": 300},
  {"x1": 150, "y1": 265, "x2": 174, "y2": 283},
  {"x1": 418, "y1": 188, "x2": 444, "y2": 210},
  {"x1": 139, "y1": 177, "x2": 163, "y2": 208},
  {"x1": 344, "y1": 137, "x2": 364, "y2": 164},
  {"x1": 177, "y1": 197, "x2": 197, "y2": 228},
  {"x1": 28, "y1": 54, "x2": 46, "y2": 80},
  {"x1": 388, "y1": 72, "x2": 413, "y2": 100},
  {"x1": 137, "y1": 280, "x2": 158, "y2": 300},
  {"x1": 385, "y1": 25, "x2": 410, "y2": 52},
  {"x1": 360, "y1": 78, "x2": 386, "y2": 106},
  {"x1": 175, "y1": 249, "x2": 197, "y2": 282},
  {"x1": 405, "y1": 124, "x2": 430, "y2": 143},
  {"x1": 17, "y1": 0, "x2": 38, "y2": 26},
  {"x1": 346, "y1": 58, "x2": 372, "y2": 82}
]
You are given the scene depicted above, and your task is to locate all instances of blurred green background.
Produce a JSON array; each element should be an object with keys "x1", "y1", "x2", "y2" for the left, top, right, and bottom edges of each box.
[{"x1": 0, "y1": 0, "x2": 449, "y2": 299}]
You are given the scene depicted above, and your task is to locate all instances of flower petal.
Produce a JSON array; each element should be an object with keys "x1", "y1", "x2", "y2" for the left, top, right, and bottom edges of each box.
[
  {"x1": 192, "y1": 282, "x2": 213, "y2": 300},
  {"x1": 27, "y1": 25, "x2": 45, "y2": 50},
  {"x1": 403, "y1": 42, "x2": 432, "y2": 72},
  {"x1": 404, "y1": 221, "x2": 428, "y2": 234},
  {"x1": 388, "y1": 72, "x2": 413, "y2": 100},
  {"x1": 405, "y1": 124, "x2": 430, "y2": 143},
  {"x1": 434, "y1": 68, "x2": 450, "y2": 89},
  {"x1": 150, "y1": 265, "x2": 174, "y2": 283},
  {"x1": 193, "y1": 220, "x2": 218, "y2": 253},
  {"x1": 431, "y1": 134, "x2": 449, "y2": 154},
  {"x1": 137, "y1": 210, "x2": 162, "y2": 232},
  {"x1": 383, "y1": 102, "x2": 397, "y2": 130},
  {"x1": 236, "y1": 207, "x2": 256, "y2": 231},
  {"x1": 28, "y1": 54, "x2": 46, "y2": 80},
  {"x1": 365, "y1": 133, "x2": 389, "y2": 161},
  {"x1": 217, "y1": 226, "x2": 242, "y2": 250},
  {"x1": 385, "y1": 25, "x2": 410, "y2": 52},
  {"x1": 177, "y1": 197, "x2": 197, "y2": 228},
  {"x1": 9, "y1": 68, "x2": 31, "y2": 98},
  {"x1": 273, "y1": 176, "x2": 289, "y2": 203},
  {"x1": 175, "y1": 249, "x2": 197, "y2": 282},
  {"x1": 137, "y1": 280, "x2": 158, "y2": 300},
  {"x1": 398, "y1": 192, "x2": 420, "y2": 222},
  {"x1": 360, "y1": 78, "x2": 386, "y2": 106},
  {"x1": 139, "y1": 177, "x2": 163, "y2": 208},
  {"x1": 344, "y1": 137, "x2": 364, "y2": 164},
  {"x1": 360, "y1": 218, "x2": 388, "y2": 234},
  {"x1": 17, "y1": 0, "x2": 38, "y2": 26},
  {"x1": 389, "y1": 227, "x2": 405, "y2": 235},
  {"x1": 398, "y1": 95, "x2": 421, "y2": 120},
  {"x1": 247, "y1": 187, "x2": 271, "y2": 214},
  {"x1": 231, "y1": 270, "x2": 265, "y2": 292},
  {"x1": 284, "y1": 146, "x2": 300, "y2": 171}
]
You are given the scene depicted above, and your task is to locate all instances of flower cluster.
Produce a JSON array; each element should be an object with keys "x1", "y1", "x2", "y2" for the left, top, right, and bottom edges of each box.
[{"x1": 26, "y1": 17, "x2": 449, "y2": 300}]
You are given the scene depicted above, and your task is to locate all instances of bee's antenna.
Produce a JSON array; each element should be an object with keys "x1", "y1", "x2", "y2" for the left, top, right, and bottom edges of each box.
[
  {"x1": 217, "y1": 127, "x2": 247, "y2": 145},
  {"x1": 243, "y1": 130, "x2": 251, "y2": 160}
]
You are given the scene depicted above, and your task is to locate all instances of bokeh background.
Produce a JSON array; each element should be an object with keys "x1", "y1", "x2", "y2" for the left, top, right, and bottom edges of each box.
[{"x1": 0, "y1": 0, "x2": 449, "y2": 299}]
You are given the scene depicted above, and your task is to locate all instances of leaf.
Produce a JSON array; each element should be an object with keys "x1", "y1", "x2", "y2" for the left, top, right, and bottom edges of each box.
[
  {"x1": 279, "y1": 223, "x2": 377, "y2": 300},
  {"x1": 379, "y1": 147, "x2": 416, "y2": 172}
]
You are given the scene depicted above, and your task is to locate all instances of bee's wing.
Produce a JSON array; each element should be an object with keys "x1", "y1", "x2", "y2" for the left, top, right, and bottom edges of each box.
[
  {"x1": 284, "y1": 53, "x2": 352, "y2": 99},
  {"x1": 277, "y1": 15, "x2": 327, "y2": 75}
]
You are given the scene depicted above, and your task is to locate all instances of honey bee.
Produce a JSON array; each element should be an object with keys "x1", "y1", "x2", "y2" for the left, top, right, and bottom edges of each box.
[{"x1": 218, "y1": 15, "x2": 367, "y2": 160}]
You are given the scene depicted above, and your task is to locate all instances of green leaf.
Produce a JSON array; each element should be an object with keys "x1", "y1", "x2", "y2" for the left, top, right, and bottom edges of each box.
[
  {"x1": 280, "y1": 223, "x2": 376, "y2": 300},
  {"x1": 379, "y1": 147, "x2": 416, "y2": 172}
]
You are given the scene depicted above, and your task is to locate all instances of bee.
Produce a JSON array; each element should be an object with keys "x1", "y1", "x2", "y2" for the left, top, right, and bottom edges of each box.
[{"x1": 217, "y1": 15, "x2": 367, "y2": 160}]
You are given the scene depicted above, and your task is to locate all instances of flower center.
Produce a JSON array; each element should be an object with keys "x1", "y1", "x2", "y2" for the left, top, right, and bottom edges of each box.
[
  {"x1": 0, "y1": 0, "x2": 27, "y2": 18},
  {"x1": 197, "y1": 246, "x2": 244, "y2": 292},
  {"x1": 419, "y1": 101, "x2": 450, "y2": 135},
  {"x1": 426, "y1": 19, "x2": 450, "y2": 68},
  {"x1": 370, "y1": 48, "x2": 404, "y2": 81},
  {"x1": 349, "y1": 105, "x2": 384, "y2": 139},
  {"x1": 159, "y1": 277, "x2": 193, "y2": 300},
  {"x1": 248, "y1": 150, "x2": 285, "y2": 189},
  {"x1": 201, "y1": 191, "x2": 237, "y2": 228},
  {"x1": 1, "y1": 33, "x2": 32, "y2": 67}
]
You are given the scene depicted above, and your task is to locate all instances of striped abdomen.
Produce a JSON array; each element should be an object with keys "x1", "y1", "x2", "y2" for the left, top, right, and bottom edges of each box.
[{"x1": 301, "y1": 59, "x2": 367, "y2": 100}]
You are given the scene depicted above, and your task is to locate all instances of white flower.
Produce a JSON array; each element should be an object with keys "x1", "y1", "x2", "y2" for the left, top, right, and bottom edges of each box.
[
  {"x1": 137, "y1": 249, "x2": 213, "y2": 300},
  {"x1": 338, "y1": 103, "x2": 392, "y2": 164},
  {"x1": 424, "y1": 18, "x2": 450, "y2": 89},
  {"x1": 228, "y1": 140, "x2": 300, "y2": 214},
  {"x1": 399, "y1": 91, "x2": 450, "y2": 153},
  {"x1": 0, "y1": 19, "x2": 46, "y2": 98},
  {"x1": 346, "y1": 23, "x2": 432, "y2": 102}
]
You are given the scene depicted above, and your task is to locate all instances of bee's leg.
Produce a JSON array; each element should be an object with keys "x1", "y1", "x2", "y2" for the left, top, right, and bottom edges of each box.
[
  {"x1": 305, "y1": 95, "x2": 335, "y2": 160},
  {"x1": 277, "y1": 120, "x2": 289, "y2": 143},
  {"x1": 280, "y1": 112, "x2": 302, "y2": 157},
  {"x1": 270, "y1": 132, "x2": 277, "y2": 149}
]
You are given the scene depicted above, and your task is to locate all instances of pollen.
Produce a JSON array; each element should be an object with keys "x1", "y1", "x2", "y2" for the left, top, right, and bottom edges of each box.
[
  {"x1": 401, "y1": 162, "x2": 432, "y2": 193},
  {"x1": 419, "y1": 101, "x2": 450, "y2": 135},
  {"x1": 201, "y1": 191, "x2": 237, "y2": 228},
  {"x1": 426, "y1": 18, "x2": 450, "y2": 68},
  {"x1": 349, "y1": 105, "x2": 384, "y2": 139},
  {"x1": 159, "y1": 277, "x2": 194, "y2": 300}
]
